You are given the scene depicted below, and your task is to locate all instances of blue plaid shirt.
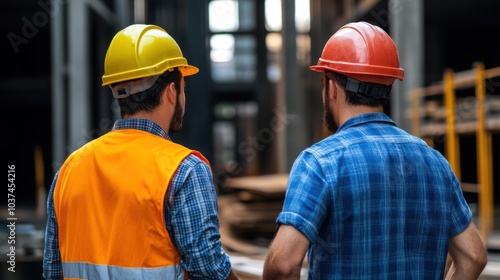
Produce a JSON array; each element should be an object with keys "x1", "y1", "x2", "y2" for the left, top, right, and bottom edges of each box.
[
  {"x1": 43, "y1": 119, "x2": 232, "y2": 280},
  {"x1": 277, "y1": 113, "x2": 472, "y2": 279}
]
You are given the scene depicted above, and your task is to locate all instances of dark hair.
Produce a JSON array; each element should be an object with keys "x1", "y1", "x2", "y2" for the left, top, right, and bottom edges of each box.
[
  {"x1": 117, "y1": 68, "x2": 182, "y2": 118},
  {"x1": 327, "y1": 71, "x2": 390, "y2": 107}
]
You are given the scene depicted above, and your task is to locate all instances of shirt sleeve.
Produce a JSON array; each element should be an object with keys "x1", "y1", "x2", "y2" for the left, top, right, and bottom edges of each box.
[
  {"x1": 166, "y1": 155, "x2": 232, "y2": 280},
  {"x1": 43, "y1": 172, "x2": 63, "y2": 280},
  {"x1": 276, "y1": 150, "x2": 331, "y2": 243}
]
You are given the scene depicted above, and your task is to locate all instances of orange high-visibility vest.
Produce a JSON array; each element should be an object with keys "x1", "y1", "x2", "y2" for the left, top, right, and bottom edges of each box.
[{"x1": 54, "y1": 129, "x2": 209, "y2": 280}]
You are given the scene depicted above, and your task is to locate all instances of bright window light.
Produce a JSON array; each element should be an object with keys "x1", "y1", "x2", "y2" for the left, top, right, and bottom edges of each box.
[
  {"x1": 210, "y1": 34, "x2": 235, "y2": 63},
  {"x1": 265, "y1": 0, "x2": 282, "y2": 31},
  {"x1": 266, "y1": 33, "x2": 282, "y2": 53},
  {"x1": 209, "y1": 0, "x2": 239, "y2": 32},
  {"x1": 295, "y1": 0, "x2": 310, "y2": 32}
]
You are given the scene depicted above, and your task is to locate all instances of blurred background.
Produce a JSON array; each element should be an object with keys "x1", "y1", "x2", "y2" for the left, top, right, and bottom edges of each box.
[{"x1": 2, "y1": 0, "x2": 500, "y2": 279}]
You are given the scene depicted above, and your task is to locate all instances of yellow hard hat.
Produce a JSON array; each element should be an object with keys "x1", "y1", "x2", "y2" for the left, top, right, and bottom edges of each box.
[{"x1": 102, "y1": 24, "x2": 198, "y2": 86}]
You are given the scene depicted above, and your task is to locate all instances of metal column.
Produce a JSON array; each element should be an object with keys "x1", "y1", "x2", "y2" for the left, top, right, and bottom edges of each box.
[
  {"x1": 68, "y1": 0, "x2": 91, "y2": 152},
  {"x1": 389, "y1": 0, "x2": 423, "y2": 132},
  {"x1": 51, "y1": 0, "x2": 66, "y2": 170},
  {"x1": 51, "y1": 0, "x2": 131, "y2": 171},
  {"x1": 282, "y1": 0, "x2": 308, "y2": 171}
]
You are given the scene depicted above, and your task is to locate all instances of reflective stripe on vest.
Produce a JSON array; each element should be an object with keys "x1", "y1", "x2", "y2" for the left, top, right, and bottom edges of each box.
[
  {"x1": 62, "y1": 262, "x2": 185, "y2": 280},
  {"x1": 54, "y1": 129, "x2": 209, "y2": 279}
]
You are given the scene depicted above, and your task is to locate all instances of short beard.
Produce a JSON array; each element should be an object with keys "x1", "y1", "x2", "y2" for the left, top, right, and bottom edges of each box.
[
  {"x1": 323, "y1": 80, "x2": 338, "y2": 133},
  {"x1": 169, "y1": 97, "x2": 184, "y2": 133}
]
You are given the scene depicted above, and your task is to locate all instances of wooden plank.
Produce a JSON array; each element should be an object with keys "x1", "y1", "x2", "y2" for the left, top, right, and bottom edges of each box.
[
  {"x1": 419, "y1": 114, "x2": 500, "y2": 137},
  {"x1": 419, "y1": 66, "x2": 500, "y2": 98},
  {"x1": 411, "y1": 67, "x2": 498, "y2": 99},
  {"x1": 461, "y1": 183, "x2": 479, "y2": 193},
  {"x1": 487, "y1": 232, "x2": 500, "y2": 250},
  {"x1": 220, "y1": 223, "x2": 269, "y2": 255},
  {"x1": 479, "y1": 262, "x2": 500, "y2": 279},
  {"x1": 485, "y1": 66, "x2": 500, "y2": 80},
  {"x1": 218, "y1": 196, "x2": 270, "y2": 255},
  {"x1": 220, "y1": 200, "x2": 282, "y2": 229},
  {"x1": 224, "y1": 173, "x2": 289, "y2": 195},
  {"x1": 238, "y1": 191, "x2": 276, "y2": 202}
]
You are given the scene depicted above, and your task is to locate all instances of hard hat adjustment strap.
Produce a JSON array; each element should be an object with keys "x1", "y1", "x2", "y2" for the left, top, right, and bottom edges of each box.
[
  {"x1": 345, "y1": 77, "x2": 391, "y2": 99},
  {"x1": 109, "y1": 75, "x2": 160, "y2": 99}
]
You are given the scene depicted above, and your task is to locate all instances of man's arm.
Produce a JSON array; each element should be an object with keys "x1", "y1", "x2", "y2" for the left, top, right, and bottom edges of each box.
[
  {"x1": 445, "y1": 221, "x2": 487, "y2": 280},
  {"x1": 167, "y1": 155, "x2": 238, "y2": 280},
  {"x1": 263, "y1": 225, "x2": 309, "y2": 280},
  {"x1": 43, "y1": 172, "x2": 63, "y2": 280}
]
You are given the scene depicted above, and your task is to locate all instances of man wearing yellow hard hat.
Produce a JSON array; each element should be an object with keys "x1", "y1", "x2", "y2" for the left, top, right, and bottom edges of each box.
[{"x1": 43, "y1": 24, "x2": 239, "y2": 280}]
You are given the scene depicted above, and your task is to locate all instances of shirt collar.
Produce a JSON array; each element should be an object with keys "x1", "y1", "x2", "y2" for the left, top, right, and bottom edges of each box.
[
  {"x1": 112, "y1": 119, "x2": 171, "y2": 140},
  {"x1": 337, "y1": 113, "x2": 397, "y2": 132}
]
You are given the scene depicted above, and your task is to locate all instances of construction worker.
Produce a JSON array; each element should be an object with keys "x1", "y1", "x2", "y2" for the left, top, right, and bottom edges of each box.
[
  {"x1": 43, "y1": 24, "x2": 239, "y2": 280},
  {"x1": 263, "y1": 22, "x2": 487, "y2": 279}
]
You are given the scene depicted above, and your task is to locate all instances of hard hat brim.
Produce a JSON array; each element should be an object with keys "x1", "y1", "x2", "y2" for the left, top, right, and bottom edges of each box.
[
  {"x1": 179, "y1": 65, "x2": 199, "y2": 77},
  {"x1": 310, "y1": 59, "x2": 404, "y2": 80},
  {"x1": 102, "y1": 61, "x2": 199, "y2": 86}
]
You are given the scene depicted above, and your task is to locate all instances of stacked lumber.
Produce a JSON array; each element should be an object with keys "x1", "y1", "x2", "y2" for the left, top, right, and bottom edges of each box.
[
  {"x1": 421, "y1": 95, "x2": 500, "y2": 122},
  {"x1": 218, "y1": 174, "x2": 288, "y2": 255},
  {"x1": 419, "y1": 95, "x2": 500, "y2": 136}
]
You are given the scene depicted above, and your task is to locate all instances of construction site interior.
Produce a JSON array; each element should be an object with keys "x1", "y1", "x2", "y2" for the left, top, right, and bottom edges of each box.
[{"x1": 2, "y1": 0, "x2": 500, "y2": 279}]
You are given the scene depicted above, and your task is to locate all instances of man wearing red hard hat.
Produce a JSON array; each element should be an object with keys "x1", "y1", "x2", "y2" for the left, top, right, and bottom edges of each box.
[{"x1": 264, "y1": 22, "x2": 486, "y2": 279}]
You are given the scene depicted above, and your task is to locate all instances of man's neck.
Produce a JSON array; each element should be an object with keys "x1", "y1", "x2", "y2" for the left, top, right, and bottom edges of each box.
[
  {"x1": 125, "y1": 110, "x2": 171, "y2": 134},
  {"x1": 337, "y1": 105, "x2": 383, "y2": 127}
]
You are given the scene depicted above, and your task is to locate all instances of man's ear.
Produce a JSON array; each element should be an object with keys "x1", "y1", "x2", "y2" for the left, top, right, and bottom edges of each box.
[
  {"x1": 329, "y1": 79, "x2": 338, "y2": 101},
  {"x1": 163, "y1": 82, "x2": 177, "y2": 105}
]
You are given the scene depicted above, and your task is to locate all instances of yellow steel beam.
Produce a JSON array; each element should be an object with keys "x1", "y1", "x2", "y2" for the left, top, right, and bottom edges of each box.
[
  {"x1": 444, "y1": 69, "x2": 461, "y2": 181},
  {"x1": 475, "y1": 62, "x2": 494, "y2": 239},
  {"x1": 411, "y1": 88, "x2": 421, "y2": 137}
]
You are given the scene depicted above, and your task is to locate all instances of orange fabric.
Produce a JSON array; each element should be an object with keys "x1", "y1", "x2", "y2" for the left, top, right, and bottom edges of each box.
[{"x1": 54, "y1": 129, "x2": 208, "y2": 268}]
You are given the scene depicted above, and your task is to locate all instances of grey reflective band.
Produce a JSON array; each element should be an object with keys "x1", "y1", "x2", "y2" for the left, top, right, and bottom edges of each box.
[
  {"x1": 109, "y1": 75, "x2": 160, "y2": 99},
  {"x1": 345, "y1": 77, "x2": 391, "y2": 99},
  {"x1": 62, "y1": 262, "x2": 185, "y2": 280}
]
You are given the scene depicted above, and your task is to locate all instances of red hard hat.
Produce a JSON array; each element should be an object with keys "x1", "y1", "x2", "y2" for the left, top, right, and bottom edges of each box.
[{"x1": 310, "y1": 21, "x2": 404, "y2": 85}]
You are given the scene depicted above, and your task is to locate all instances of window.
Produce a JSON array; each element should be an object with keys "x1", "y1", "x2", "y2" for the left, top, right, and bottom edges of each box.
[
  {"x1": 265, "y1": 0, "x2": 282, "y2": 31},
  {"x1": 209, "y1": 0, "x2": 256, "y2": 83},
  {"x1": 265, "y1": 0, "x2": 311, "y2": 83},
  {"x1": 209, "y1": 0, "x2": 239, "y2": 32}
]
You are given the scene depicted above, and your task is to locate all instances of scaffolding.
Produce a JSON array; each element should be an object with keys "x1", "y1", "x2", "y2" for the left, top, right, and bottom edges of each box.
[{"x1": 410, "y1": 62, "x2": 500, "y2": 240}]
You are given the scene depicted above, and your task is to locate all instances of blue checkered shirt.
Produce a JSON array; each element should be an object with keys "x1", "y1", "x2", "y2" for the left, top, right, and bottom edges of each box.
[
  {"x1": 43, "y1": 119, "x2": 231, "y2": 280},
  {"x1": 277, "y1": 113, "x2": 472, "y2": 279}
]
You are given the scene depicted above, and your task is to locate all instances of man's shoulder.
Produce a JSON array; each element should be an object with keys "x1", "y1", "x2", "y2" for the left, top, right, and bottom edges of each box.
[
  {"x1": 307, "y1": 129, "x2": 357, "y2": 155},
  {"x1": 180, "y1": 153, "x2": 209, "y2": 167}
]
